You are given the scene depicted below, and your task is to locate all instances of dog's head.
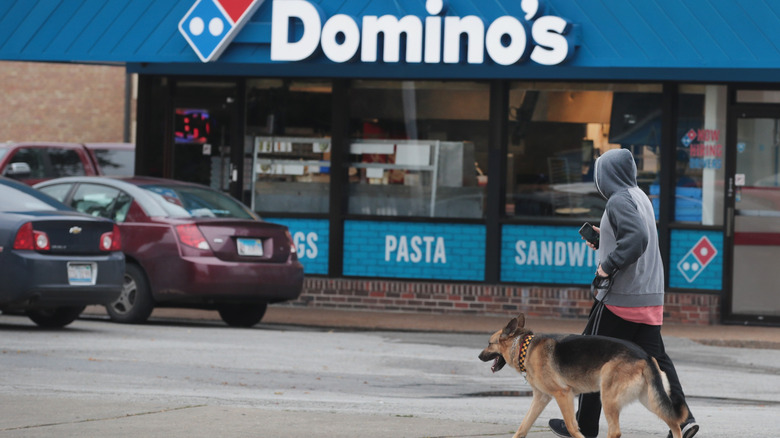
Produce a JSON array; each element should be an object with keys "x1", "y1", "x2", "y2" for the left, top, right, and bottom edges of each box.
[{"x1": 478, "y1": 313, "x2": 531, "y2": 373}]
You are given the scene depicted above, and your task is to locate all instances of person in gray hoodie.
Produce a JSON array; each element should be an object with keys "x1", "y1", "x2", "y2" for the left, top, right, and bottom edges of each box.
[{"x1": 548, "y1": 148, "x2": 699, "y2": 438}]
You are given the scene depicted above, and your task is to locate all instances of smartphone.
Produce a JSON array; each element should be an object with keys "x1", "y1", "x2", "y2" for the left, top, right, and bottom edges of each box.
[{"x1": 579, "y1": 222, "x2": 600, "y2": 249}]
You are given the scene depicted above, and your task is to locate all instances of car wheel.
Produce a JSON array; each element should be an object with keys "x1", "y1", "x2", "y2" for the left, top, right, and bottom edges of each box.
[
  {"x1": 218, "y1": 303, "x2": 268, "y2": 328},
  {"x1": 106, "y1": 263, "x2": 154, "y2": 324},
  {"x1": 26, "y1": 306, "x2": 86, "y2": 328}
]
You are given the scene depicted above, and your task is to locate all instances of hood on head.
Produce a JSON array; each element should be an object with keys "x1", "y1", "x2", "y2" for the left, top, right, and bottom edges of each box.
[{"x1": 594, "y1": 148, "x2": 638, "y2": 199}]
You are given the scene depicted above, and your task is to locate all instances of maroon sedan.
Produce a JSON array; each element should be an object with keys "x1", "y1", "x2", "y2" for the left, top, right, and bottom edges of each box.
[{"x1": 35, "y1": 176, "x2": 303, "y2": 327}]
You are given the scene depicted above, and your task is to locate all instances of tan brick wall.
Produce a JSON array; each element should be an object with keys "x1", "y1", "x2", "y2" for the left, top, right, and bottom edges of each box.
[
  {"x1": 0, "y1": 61, "x2": 126, "y2": 143},
  {"x1": 290, "y1": 277, "x2": 721, "y2": 325}
]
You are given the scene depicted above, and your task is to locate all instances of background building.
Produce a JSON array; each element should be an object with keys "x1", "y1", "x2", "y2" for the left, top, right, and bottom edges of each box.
[
  {"x1": 3, "y1": 0, "x2": 780, "y2": 325},
  {"x1": 0, "y1": 61, "x2": 130, "y2": 143}
]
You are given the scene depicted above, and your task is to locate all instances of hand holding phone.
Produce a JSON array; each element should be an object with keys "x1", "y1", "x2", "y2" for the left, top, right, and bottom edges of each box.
[{"x1": 579, "y1": 222, "x2": 600, "y2": 249}]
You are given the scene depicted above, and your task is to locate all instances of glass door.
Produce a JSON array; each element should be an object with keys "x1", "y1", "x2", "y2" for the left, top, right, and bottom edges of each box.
[
  {"x1": 727, "y1": 115, "x2": 780, "y2": 323},
  {"x1": 171, "y1": 80, "x2": 240, "y2": 199}
]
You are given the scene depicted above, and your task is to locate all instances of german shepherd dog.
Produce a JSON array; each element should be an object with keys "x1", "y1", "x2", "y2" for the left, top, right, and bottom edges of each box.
[{"x1": 478, "y1": 314, "x2": 687, "y2": 438}]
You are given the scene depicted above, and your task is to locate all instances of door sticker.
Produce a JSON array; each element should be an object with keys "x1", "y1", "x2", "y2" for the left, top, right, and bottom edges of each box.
[{"x1": 677, "y1": 236, "x2": 717, "y2": 283}]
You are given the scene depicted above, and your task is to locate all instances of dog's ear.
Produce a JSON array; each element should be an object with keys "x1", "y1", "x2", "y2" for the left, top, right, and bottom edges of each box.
[
  {"x1": 501, "y1": 317, "x2": 520, "y2": 338},
  {"x1": 516, "y1": 313, "x2": 526, "y2": 328}
]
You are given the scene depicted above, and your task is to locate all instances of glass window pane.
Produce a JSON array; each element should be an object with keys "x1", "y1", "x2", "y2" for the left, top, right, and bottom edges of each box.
[
  {"x1": 141, "y1": 184, "x2": 256, "y2": 219},
  {"x1": 9, "y1": 148, "x2": 46, "y2": 179},
  {"x1": 49, "y1": 148, "x2": 87, "y2": 177},
  {"x1": 736, "y1": 90, "x2": 780, "y2": 104},
  {"x1": 247, "y1": 79, "x2": 332, "y2": 214},
  {"x1": 90, "y1": 149, "x2": 135, "y2": 176},
  {"x1": 38, "y1": 183, "x2": 72, "y2": 202},
  {"x1": 348, "y1": 80, "x2": 489, "y2": 218},
  {"x1": 72, "y1": 184, "x2": 121, "y2": 218},
  {"x1": 0, "y1": 184, "x2": 58, "y2": 211},
  {"x1": 675, "y1": 84, "x2": 726, "y2": 225},
  {"x1": 506, "y1": 83, "x2": 662, "y2": 219}
]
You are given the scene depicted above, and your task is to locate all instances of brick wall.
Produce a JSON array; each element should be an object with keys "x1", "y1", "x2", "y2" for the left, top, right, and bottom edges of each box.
[
  {"x1": 289, "y1": 277, "x2": 721, "y2": 325},
  {"x1": 0, "y1": 61, "x2": 126, "y2": 142}
]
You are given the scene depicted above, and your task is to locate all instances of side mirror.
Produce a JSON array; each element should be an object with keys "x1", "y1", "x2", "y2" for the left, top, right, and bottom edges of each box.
[{"x1": 5, "y1": 162, "x2": 32, "y2": 178}]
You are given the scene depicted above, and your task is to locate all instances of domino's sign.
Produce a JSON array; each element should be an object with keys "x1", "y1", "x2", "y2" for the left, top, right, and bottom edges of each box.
[
  {"x1": 179, "y1": 0, "x2": 265, "y2": 62},
  {"x1": 500, "y1": 225, "x2": 596, "y2": 284},
  {"x1": 668, "y1": 230, "x2": 722, "y2": 290},
  {"x1": 265, "y1": 217, "x2": 329, "y2": 275},
  {"x1": 677, "y1": 236, "x2": 717, "y2": 283},
  {"x1": 272, "y1": 0, "x2": 575, "y2": 65},
  {"x1": 342, "y1": 221, "x2": 485, "y2": 281},
  {"x1": 180, "y1": 0, "x2": 577, "y2": 66}
]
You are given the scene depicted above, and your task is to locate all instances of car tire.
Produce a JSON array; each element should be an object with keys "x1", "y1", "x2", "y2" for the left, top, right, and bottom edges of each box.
[
  {"x1": 218, "y1": 302, "x2": 268, "y2": 328},
  {"x1": 106, "y1": 263, "x2": 154, "y2": 324},
  {"x1": 26, "y1": 306, "x2": 86, "y2": 328}
]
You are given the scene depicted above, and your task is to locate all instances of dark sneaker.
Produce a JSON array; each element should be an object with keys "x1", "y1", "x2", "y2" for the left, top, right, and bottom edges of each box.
[
  {"x1": 666, "y1": 418, "x2": 699, "y2": 438},
  {"x1": 549, "y1": 418, "x2": 597, "y2": 438}
]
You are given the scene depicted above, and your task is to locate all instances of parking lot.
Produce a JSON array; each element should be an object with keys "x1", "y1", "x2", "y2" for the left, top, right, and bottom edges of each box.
[{"x1": 1, "y1": 307, "x2": 779, "y2": 437}]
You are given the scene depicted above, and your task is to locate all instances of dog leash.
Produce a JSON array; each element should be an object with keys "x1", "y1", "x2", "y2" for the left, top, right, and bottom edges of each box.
[{"x1": 583, "y1": 274, "x2": 613, "y2": 336}]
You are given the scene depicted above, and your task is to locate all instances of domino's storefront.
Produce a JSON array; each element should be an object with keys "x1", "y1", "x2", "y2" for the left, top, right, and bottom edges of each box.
[{"x1": 5, "y1": 0, "x2": 780, "y2": 325}]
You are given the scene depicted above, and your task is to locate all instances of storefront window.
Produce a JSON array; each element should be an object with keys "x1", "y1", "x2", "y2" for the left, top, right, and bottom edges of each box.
[
  {"x1": 505, "y1": 83, "x2": 662, "y2": 219},
  {"x1": 347, "y1": 81, "x2": 489, "y2": 218},
  {"x1": 674, "y1": 85, "x2": 726, "y2": 225},
  {"x1": 246, "y1": 79, "x2": 332, "y2": 214}
]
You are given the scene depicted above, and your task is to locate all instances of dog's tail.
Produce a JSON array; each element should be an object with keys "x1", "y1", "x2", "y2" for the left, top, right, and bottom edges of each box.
[{"x1": 644, "y1": 357, "x2": 688, "y2": 426}]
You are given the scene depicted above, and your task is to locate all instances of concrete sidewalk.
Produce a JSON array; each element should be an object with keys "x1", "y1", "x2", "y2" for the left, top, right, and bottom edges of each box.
[{"x1": 85, "y1": 305, "x2": 780, "y2": 349}]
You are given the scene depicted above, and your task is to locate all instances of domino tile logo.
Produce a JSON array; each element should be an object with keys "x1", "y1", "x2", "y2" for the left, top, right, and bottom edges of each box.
[
  {"x1": 681, "y1": 129, "x2": 697, "y2": 147},
  {"x1": 677, "y1": 236, "x2": 717, "y2": 283},
  {"x1": 179, "y1": 0, "x2": 264, "y2": 62}
]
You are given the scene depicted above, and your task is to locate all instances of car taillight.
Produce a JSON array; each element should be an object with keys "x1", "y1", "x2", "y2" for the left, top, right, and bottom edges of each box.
[
  {"x1": 100, "y1": 224, "x2": 122, "y2": 251},
  {"x1": 13, "y1": 222, "x2": 50, "y2": 251},
  {"x1": 285, "y1": 229, "x2": 297, "y2": 254},
  {"x1": 175, "y1": 224, "x2": 210, "y2": 250}
]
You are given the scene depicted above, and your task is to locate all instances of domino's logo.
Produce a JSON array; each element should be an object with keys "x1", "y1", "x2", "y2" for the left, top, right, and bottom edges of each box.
[
  {"x1": 677, "y1": 236, "x2": 717, "y2": 283},
  {"x1": 179, "y1": 0, "x2": 264, "y2": 62},
  {"x1": 681, "y1": 129, "x2": 697, "y2": 147}
]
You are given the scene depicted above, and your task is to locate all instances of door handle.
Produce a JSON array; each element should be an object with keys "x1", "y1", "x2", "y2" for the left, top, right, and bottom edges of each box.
[{"x1": 229, "y1": 163, "x2": 238, "y2": 183}]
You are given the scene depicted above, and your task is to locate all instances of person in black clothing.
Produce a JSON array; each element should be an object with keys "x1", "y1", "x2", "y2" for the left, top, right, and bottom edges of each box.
[{"x1": 548, "y1": 149, "x2": 699, "y2": 438}]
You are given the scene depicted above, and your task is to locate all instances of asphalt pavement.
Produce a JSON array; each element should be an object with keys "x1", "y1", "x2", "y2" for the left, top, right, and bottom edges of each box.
[{"x1": 5, "y1": 305, "x2": 777, "y2": 438}]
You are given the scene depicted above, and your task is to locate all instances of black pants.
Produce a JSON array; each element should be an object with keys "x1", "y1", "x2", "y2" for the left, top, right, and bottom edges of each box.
[{"x1": 576, "y1": 301, "x2": 691, "y2": 436}]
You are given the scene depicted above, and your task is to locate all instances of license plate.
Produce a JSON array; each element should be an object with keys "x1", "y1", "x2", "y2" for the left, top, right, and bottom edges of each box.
[
  {"x1": 237, "y1": 238, "x2": 264, "y2": 256},
  {"x1": 67, "y1": 262, "x2": 96, "y2": 286}
]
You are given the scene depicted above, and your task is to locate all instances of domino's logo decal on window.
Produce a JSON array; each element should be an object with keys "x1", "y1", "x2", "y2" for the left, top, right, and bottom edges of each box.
[
  {"x1": 179, "y1": 0, "x2": 264, "y2": 62},
  {"x1": 677, "y1": 236, "x2": 717, "y2": 283}
]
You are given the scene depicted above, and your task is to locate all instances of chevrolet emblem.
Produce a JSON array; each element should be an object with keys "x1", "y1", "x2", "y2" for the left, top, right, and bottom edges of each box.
[{"x1": 69, "y1": 226, "x2": 82, "y2": 235}]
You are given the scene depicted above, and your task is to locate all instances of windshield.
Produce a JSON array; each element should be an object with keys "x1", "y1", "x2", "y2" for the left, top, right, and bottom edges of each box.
[
  {"x1": 141, "y1": 184, "x2": 257, "y2": 219},
  {"x1": 0, "y1": 181, "x2": 64, "y2": 212}
]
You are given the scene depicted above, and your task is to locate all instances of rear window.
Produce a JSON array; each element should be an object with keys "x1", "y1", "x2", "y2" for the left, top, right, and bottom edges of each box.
[
  {"x1": 140, "y1": 185, "x2": 257, "y2": 220},
  {"x1": 91, "y1": 149, "x2": 135, "y2": 176},
  {"x1": 0, "y1": 182, "x2": 63, "y2": 212}
]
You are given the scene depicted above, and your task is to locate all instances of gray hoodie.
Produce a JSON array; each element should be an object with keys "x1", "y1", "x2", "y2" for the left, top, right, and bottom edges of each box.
[{"x1": 593, "y1": 148, "x2": 664, "y2": 307}]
